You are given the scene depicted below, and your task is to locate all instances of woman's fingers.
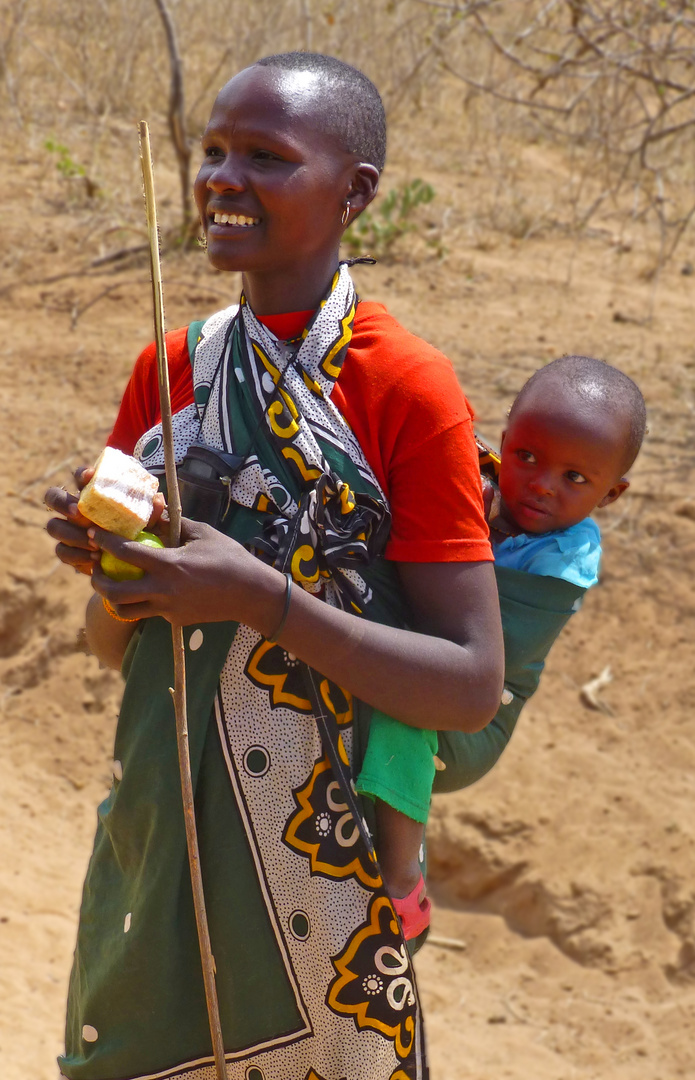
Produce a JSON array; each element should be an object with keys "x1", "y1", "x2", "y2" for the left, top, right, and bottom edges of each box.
[
  {"x1": 53, "y1": 543, "x2": 97, "y2": 574},
  {"x1": 46, "y1": 514, "x2": 95, "y2": 547},
  {"x1": 147, "y1": 491, "x2": 167, "y2": 528},
  {"x1": 44, "y1": 483, "x2": 93, "y2": 528},
  {"x1": 89, "y1": 527, "x2": 174, "y2": 572},
  {"x1": 91, "y1": 563, "x2": 151, "y2": 602},
  {"x1": 74, "y1": 465, "x2": 95, "y2": 490},
  {"x1": 45, "y1": 485, "x2": 78, "y2": 516}
]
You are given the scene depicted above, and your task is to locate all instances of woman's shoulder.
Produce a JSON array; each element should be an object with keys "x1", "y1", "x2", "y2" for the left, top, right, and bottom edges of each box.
[
  {"x1": 353, "y1": 301, "x2": 456, "y2": 367},
  {"x1": 348, "y1": 301, "x2": 472, "y2": 421}
]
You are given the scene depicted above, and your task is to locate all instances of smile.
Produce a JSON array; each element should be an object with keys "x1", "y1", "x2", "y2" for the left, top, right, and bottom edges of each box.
[{"x1": 211, "y1": 212, "x2": 260, "y2": 227}]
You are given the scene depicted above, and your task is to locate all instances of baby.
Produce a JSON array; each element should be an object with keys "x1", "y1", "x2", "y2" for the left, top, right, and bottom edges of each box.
[{"x1": 357, "y1": 354, "x2": 647, "y2": 939}]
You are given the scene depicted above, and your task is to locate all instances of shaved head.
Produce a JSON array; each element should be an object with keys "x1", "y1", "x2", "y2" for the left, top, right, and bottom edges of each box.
[
  {"x1": 255, "y1": 52, "x2": 386, "y2": 172},
  {"x1": 509, "y1": 355, "x2": 646, "y2": 475}
]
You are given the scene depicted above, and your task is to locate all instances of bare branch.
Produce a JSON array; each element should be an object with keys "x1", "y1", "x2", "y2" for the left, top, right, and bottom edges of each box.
[{"x1": 151, "y1": 0, "x2": 192, "y2": 237}]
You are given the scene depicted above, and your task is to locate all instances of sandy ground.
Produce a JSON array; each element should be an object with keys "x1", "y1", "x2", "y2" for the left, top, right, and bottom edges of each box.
[{"x1": 1, "y1": 108, "x2": 694, "y2": 1080}]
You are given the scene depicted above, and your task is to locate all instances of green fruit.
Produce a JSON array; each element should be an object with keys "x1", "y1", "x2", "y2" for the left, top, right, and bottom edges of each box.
[{"x1": 100, "y1": 530, "x2": 164, "y2": 581}]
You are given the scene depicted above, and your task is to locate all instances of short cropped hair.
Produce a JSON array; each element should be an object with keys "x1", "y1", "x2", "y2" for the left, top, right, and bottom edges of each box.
[
  {"x1": 510, "y1": 354, "x2": 647, "y2": 473},
  {"x1": 256, "y1": 52, "x2": 386, "y2": 172}
]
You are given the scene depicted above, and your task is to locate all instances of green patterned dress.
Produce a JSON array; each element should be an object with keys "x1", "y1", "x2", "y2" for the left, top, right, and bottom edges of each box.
[{"x1": 60, "y1": 267, "x2": 427, "y2": 1080}]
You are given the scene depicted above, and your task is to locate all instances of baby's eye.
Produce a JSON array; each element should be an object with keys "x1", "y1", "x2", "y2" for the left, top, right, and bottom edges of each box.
[
  {"x1": 516, "y1": 449, "x2": 536, "y2": 464},
  {"x1": 566, "y1": 470, "x2": 588, "y2": 484}
]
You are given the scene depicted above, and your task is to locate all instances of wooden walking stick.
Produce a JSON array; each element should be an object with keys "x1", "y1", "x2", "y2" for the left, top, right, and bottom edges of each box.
[{"x1": 138, "y1": 120, "x2": 227, "y2": 1080}]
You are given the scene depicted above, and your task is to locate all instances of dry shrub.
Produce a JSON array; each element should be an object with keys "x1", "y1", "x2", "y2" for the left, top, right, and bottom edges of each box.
[
  {"x1": 0, "y1": 0, "x2": 448, "y2": 237},
  {"x1": 2, "y1": 0, "x2": 694, "y2": 277},
  {"x1": 429, "y1": 0, "x2": 695, "y2": 272}
]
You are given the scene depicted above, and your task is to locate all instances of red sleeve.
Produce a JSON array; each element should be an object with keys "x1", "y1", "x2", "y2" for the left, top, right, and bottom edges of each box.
[
  {"x1": 107, "y1": 326, "x2": 194, "y2": 454},
  {"x1": 333, "y1": 303, "x2": 492, "y2": 564}
]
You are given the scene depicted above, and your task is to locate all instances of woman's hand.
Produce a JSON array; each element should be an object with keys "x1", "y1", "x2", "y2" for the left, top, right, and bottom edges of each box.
[
  {"x1": 45, "y1": 466, "x2": 166, "y2": 575},
  {"x1": 88, "y1": 517, "x2": 286, "y2": 630},
  {"x1": 45, "y1": 467, "x2": 99, "y2": 575}
]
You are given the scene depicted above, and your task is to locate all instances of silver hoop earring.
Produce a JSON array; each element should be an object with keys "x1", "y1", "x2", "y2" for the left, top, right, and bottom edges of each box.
[{"x1": 341, "y1": 201, "x2": 351, "y2": 226}]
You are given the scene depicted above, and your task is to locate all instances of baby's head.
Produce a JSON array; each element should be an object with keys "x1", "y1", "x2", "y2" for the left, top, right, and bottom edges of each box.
[{"x1": 498, "y1": 355, "x2": 646, "y2": 535}]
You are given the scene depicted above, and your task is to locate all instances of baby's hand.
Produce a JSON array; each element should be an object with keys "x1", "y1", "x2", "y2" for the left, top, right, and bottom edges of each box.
[{"x1": 481, "y1": 475, "x2": 496, "y2": 524}]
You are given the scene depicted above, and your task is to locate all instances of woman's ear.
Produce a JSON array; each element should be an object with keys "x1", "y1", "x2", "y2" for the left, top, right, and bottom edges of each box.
[
  {"x1": 346, "y1": 163, "x2": 380, "y2": 219},
  {"x1": 597, "y1": 478, "x2": 629, "y2": 509}
]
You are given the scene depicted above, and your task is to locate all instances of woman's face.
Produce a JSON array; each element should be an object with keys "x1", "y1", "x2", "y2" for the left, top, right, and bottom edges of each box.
[{"x1": 194, "y1": 66, "x2": 369, "y2": 290}]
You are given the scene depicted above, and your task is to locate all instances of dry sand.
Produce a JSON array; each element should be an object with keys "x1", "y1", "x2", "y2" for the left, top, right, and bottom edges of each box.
[{"x1": 1, "y1": 113, "x2": 694, "y2": 1079}]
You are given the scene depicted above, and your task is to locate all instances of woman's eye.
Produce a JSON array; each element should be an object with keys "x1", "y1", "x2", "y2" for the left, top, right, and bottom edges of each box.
[
  {"x1": 566, "y1": 470, "x2": 588, "y2": 484},
  {"x1": 252, "y1": 149, "x2": 280, "y2": 162},
  {"x1": 203, "y1": 145, "x2": 223, "y2": 159}
]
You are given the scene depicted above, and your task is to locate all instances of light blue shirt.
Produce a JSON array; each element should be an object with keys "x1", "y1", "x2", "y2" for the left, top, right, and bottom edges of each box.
[{"x1": 493, "y1": 516, "x2": 601, "y2": 589}]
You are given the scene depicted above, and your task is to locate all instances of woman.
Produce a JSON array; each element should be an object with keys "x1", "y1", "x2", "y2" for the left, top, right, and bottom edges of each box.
[{"x1": 46, "y1": 52, "x2": 503, "y2": 1080}]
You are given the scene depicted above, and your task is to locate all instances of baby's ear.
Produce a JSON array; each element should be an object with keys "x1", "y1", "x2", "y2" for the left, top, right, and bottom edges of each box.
[{"x1": 598, "y1": 478, "x2": 629, "y2": 509}]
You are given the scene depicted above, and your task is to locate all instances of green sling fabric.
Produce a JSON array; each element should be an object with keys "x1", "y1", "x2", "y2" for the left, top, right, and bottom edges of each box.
[{"x1": 433, "y1": 565, "x2": 586, "y2": 794}]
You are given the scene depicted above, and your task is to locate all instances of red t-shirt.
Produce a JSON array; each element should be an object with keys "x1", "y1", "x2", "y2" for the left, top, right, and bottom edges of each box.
[{"x1": 108, "y1": 301, "x2": 492, "y2": 564}]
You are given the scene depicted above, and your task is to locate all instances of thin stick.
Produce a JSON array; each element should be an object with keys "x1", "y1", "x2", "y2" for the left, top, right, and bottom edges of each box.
[{"x1": 138, "y1": 120, "x2": 227, "y2": 1080}]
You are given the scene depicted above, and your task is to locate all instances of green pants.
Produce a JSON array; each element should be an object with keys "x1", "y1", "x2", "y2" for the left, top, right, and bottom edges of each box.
[{"x1": 355, "y1": 710, "x2": 438, "y2": 824}]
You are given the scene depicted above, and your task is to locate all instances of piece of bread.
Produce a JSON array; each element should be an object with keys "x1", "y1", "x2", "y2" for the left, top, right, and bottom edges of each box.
[{"x1": 77, "y1": 447, "x2": 159, "y2": 539}]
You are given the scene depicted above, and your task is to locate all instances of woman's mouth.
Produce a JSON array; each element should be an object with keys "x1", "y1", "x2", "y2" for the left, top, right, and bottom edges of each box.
[{"x1": 210, "y1": 212, "x2": 260, "y2": 227}]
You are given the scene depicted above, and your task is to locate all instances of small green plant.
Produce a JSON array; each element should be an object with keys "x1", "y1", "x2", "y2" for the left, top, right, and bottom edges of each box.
[
  {"x1": 343, "y1": 178, "x2": 436, "y2": 260},
  {"x1": 44, "y1": 138, "x2": 86, "y2": 179}
]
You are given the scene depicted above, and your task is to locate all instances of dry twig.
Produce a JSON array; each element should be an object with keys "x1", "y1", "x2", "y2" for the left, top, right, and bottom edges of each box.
[{"x1": 580, "y1": 665, "x2": 614, "y2": 714}]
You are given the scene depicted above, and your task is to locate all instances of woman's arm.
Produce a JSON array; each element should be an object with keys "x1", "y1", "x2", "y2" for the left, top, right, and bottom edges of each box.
[
  {"x1": 85, "y1": 593, "x2": 140, "y2": 670},
  {"x1": 86, "y1": 519, "x2": 504, "y2": 732}
]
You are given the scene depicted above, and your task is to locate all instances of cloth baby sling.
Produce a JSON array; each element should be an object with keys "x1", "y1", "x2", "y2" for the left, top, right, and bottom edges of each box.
[
  {"x1": 355, "y1": 435, "x2": 587, "y2": 815},
  {"x1": 59, "y1": 266, "x2": 428, "y2": 1080},
  {"x1": 434, "y1": 441, "x2": 587, "y2": 792}
]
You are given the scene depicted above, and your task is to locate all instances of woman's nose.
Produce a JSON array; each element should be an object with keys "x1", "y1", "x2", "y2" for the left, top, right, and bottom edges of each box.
[{"x1": 206, "y1": 154, "x2": 245, "y2": 193}]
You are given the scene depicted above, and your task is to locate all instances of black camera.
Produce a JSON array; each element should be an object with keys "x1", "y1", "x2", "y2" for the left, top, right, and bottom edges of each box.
[{"x1": 177, "y1": 442, "x2": 246, "y2": 529}]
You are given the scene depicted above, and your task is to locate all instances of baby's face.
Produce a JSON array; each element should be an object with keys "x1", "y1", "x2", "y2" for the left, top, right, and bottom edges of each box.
[{"x1": 498, "y1": 392, "x2": 628, "y2": 534}]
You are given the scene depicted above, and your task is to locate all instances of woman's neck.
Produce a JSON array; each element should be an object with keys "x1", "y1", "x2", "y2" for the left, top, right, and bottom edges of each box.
[{"x1": 241, "y1": 251, "x2": 341, "y2": 315}]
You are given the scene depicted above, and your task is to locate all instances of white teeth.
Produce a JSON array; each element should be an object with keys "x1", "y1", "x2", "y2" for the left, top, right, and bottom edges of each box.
[{"x1": 212, "y1": 212, "x2": 259, "y2": 226}]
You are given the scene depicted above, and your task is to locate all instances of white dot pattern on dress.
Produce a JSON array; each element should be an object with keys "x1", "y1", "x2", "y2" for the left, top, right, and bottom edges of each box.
[
  {"x1": 124, "y1": 912, "x2": 132, "y2": 933},
  {"x1": 82, "y1": 1024, "x2": 98, "y2": 1042},
  {"x1": 189, "y1": 628, "x2": 204, "y2": 651},
  {"x1": 112, "y1": 759, "x2": 123, "y2": 781},
  {"x1": 134, "y1": 404, "x2": 201, "y2": 473}
]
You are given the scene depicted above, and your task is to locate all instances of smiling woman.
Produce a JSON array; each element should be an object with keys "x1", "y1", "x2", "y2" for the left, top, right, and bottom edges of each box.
[
  {"x1": 193, "y1": 61, "x2": 382, "y2": 312},
  {"x1": 45, "y1": 51, "x2": 503, "y2": 1080}
]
